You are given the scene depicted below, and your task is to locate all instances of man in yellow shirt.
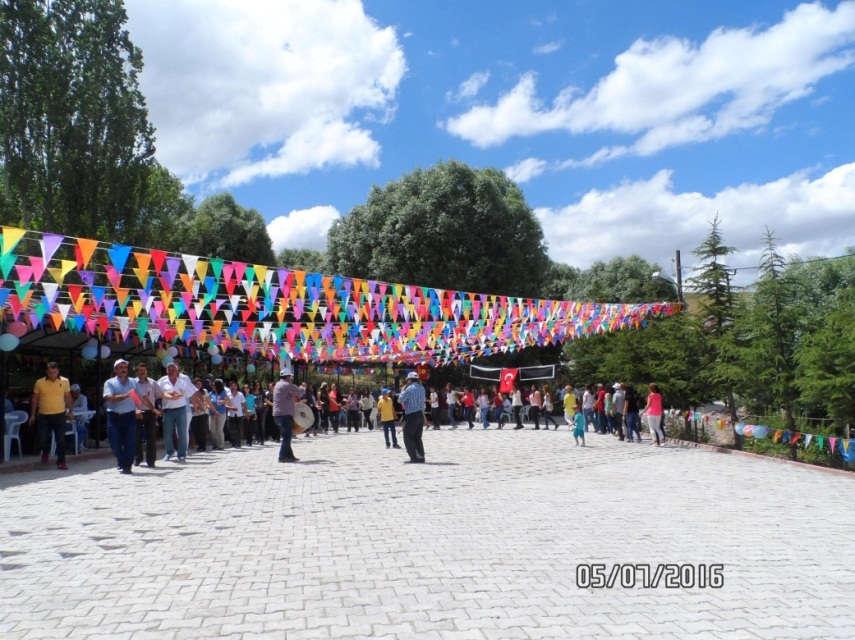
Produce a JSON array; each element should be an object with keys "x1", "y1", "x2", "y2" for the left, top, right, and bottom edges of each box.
[
  {"x1": 377, "y1": 388, "x2": 400, "y2": 449},
  {"x1": 30, "y1": 361, "x2": 73, "y2": 469}
]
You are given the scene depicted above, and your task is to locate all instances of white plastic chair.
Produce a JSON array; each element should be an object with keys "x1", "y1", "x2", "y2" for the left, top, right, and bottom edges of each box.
[
  {"x1": 51, "y1": 418, "x2": 78, "y2": 457},
  {"x1": 3, "y1": 410, "x2": 27, "y2": 461}
]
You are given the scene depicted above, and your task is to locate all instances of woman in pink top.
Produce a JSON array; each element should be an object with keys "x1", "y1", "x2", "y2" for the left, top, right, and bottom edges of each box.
[{"x1": 643, "y1": 383, "x2": 665, "y2": 446}]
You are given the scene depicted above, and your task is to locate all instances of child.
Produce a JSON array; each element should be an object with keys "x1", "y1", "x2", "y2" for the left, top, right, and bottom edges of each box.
[
  {"x1": 377, "y1": 388, "x2": 400, "y2": 449},
  {"x1": 573, "y1": 409, "x2": 586, "y2": 446}
]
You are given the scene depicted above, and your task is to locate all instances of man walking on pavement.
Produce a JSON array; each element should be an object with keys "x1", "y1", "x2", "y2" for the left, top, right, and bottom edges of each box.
[
  {"x1": 272, "y1": 368, "x2": 304, "y2": 463},
  {"x1": 399, "y1": 371, "x2": 426, "y2": 463}
]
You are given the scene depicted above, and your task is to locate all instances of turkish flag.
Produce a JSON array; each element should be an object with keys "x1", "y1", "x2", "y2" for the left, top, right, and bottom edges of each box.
[{"x1": 499, "y1": 368, "x2": 518, "y2": 393}]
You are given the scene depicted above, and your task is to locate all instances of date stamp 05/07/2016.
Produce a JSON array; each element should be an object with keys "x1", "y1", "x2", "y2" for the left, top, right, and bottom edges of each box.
[{"x1": 576, "y1": 563, "x2": 725, "y2": 589}]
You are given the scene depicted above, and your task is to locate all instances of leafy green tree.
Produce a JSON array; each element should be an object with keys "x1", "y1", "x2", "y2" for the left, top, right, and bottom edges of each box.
[
  {"x1": 277, "y1": 248, "x2": 328, "y2": 272},
  {"x1": 567, "y1": 255, "x2": 677, "y2": 302},
  {"x1": 0, "y1": 0, "x2": 160, "y2": 243},
  {"x1": 796, "y1": 286, "x2": 855, "y2": 428},
  {"x1": 327, "y1": 161, "x2": 550, "y2": 297},
  {"x1": 179, "y1": 193, "x2": 275, "y2": 265},
  {"x1": 540, "y1": 261, "x2": 580, "y2": 299}
]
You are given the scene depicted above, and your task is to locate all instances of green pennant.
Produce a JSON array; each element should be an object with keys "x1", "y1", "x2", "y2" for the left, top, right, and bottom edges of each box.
[
  {"x1": 0, "y1": 252, "x2": 16, "y2": 279},
  {"x1": 244, "y1": 265, "x2": 255, "y2": 285},
  {"x1": 210, "y1": 257, "x2": 224, "y2": 280},
  {"x1": 135, "y1": 317, "x2": 149, "y2": 339},
  {"x1": 14, "y1": 280, "x2": 32, "y2": 299}
]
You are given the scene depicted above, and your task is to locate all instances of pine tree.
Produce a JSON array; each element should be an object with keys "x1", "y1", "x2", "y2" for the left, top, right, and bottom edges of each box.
[{"x1": 689, "y1": 215, "x2": 740, "y2": 438}]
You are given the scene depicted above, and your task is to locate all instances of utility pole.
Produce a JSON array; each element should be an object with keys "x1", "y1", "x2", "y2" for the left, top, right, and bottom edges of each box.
[{"x1": 675, "y1": 249, "x2": 684, "y2": 304}]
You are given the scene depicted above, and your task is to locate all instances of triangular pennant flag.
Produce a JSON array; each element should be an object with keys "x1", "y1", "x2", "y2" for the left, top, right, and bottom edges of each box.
[
  {"x1": 829, "y1": 436, "x2": 838, "y2": 453},
  {"x1": 76, "y1": 237, "x2": 99, "y2": 268},
  {"x1": 1, "y1": 226, "x2": 26, "y2": 255},
  {"x1": 39, "y1": 233, "x2": 63, "y2": 264},
  {"x1": 803, "y1": 434, "x2": 813, "y2": 449},
  {"x1": 0, "y1": 252, "x2": 16, "y2": 279},
  {"x1": 107, "y1": 243, "x2": 132, "y2": 273},
  {"x1": 28, "y1": 256, "x2": 45, "y2": 282}
]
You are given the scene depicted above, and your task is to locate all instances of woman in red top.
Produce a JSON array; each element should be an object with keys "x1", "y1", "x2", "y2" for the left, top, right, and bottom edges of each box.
[
  {"x1": 643, "y1": 382, "x2": 665, "y2": 446},
  {"x1": 461, "y1": 387, "x2": 476, "y2": 429}
]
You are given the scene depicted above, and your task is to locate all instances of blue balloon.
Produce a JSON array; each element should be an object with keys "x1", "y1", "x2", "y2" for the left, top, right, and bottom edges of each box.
[
  {"x1": 81, "y1": 344, "x2": 98, "y2": 360},
  {"x1": 734, "y1": 422, "x2": 745, "y2": 436},
  {"x1": 752, "y1": 425, "x2": 768, "y2": 439},
  {"x1": 211, "y1": 354, "x2": 223, "y2": 365},
  {"x1": 246, "y1": 363, "x2": 256, "y2": 374},
  {"x1": 0, "y1": 333, "x2": 19, "y2": 351}
]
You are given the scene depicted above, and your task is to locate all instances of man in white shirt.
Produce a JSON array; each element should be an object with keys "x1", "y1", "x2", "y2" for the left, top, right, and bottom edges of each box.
[
  {"x1": 445, "y1": 384, "x2": 457, "y2": 429},
  {"x1": 157, "y1": 362, "x2": 198, "y2": 462},
  {"x1": 225, "y1": 379, "x2": 246, "y2": 447}
]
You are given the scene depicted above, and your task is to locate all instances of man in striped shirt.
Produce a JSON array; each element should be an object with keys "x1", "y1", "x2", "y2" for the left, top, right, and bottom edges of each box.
[{"x1": 398, "y1": 371, "x2": 426, "y2": 463}]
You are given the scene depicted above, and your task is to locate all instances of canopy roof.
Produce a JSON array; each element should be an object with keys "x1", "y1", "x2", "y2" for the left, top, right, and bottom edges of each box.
[{"x1": 0, "y1": 226, "x2": 681, "y2": 365}]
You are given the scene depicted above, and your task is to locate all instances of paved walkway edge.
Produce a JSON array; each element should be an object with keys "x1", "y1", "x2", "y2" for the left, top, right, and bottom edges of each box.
[{"x1": 665, "y1": 436, "x2": 855, "y2": 478}]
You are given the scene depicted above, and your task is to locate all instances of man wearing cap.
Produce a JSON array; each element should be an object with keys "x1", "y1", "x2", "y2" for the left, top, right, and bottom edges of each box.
[
  {"x1": 272, "y1": 369, "x2": 304, "y2": 462},
  {"x1": 30, "y1": 361, "x2": 73, "y2": 469},
  {"x1": 399, "y1": 372, "x2": 426, "y2": 463},
  {"x1": 103, "y1": 359, "x2": 138, "y2": 474},
  {"x1": 157, "y1": 362, "x2": 199, "y2": 462}
]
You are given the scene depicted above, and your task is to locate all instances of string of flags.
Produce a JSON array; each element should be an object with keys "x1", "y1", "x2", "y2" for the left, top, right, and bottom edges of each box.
[
  {"x1": 736, "y1": 422, "x2": 852, "y2": 457},
  {"x1": 0, "y1": 226, "x2": 682, "y2": 364}
]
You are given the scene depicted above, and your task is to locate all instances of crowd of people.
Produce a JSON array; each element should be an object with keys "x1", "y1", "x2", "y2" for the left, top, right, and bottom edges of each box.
[{"x1": 24, "y1": 357, "x2": 669, "y2": 473}]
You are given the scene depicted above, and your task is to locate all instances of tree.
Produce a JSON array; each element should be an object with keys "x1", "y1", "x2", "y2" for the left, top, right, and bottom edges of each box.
[
  {"x1": 277, "y1": 248, "x2": 328, "y2": 272},
  {"x1": 327, "y1": 161, "x2": 550, "y2": 297},
  {"x1": 688, "y1": 215, "x2": 740, "y2": 437},
  {"x1": 541, "y1": 261, "x2": 580, "y2": 300},
  {"x1": 796, "y1": 286, "x2": 855, "y2": 428},
  {"x1": 736, "y1": 230, "x2": 801, "y2": 426},
  {"x1": 567, "y1": 255, "x2": 677, "y2": 302},
  {"x1": 0, "y1": 0, "x2": 159, "y2": 243},
  {"x1": 178, "y1": 193, "x2": 275, "y2": 265}
]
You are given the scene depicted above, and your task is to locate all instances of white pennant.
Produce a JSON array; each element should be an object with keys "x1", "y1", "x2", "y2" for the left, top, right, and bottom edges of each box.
[
  {"x1": 57, "y1": 303, "x2": 71, "y2": 321},
  {"x1": 803, "y1": 434, "x2": 813, "y2": 448},
  {"x1": 181, "y1": 254, "x2": 199, "y2": 278}
]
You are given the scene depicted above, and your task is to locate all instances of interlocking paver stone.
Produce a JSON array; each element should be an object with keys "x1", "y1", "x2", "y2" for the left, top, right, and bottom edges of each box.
[{"x1": 1, "y1": 428, "x2": 853, "y2": 639}]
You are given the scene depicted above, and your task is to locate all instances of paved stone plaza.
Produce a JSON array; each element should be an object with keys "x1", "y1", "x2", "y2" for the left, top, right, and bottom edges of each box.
[{"x1": 1, "y1": 428, "x2": 853, "y2": 639}]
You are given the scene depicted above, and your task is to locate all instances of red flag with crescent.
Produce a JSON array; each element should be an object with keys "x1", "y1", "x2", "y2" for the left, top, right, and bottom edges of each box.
[{"x1": 499, "y1": 368, "x2": 518, "y2": 393}]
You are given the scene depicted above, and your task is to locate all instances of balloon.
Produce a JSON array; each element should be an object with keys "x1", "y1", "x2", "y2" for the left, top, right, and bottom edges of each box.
[
  {"x1": 246, "y1": 363, "x2": 256, "y2": 374},
  {"x1": 161, "y1": 355, "x2": 174, "y2": 367},
  {"x1": 81, "y1": 344, "x2": 98, "y2": 360},
  {"x1": 100, "y1": 345, "x2": 111, "y2": 359},
  {"x1": 752, "y1": 425, "x2": 768, "y2": 439},
  {"x1": 208, "y1": 345, "x2": 219, "y2": 356},
  {"x1": 734, "y1": 422, "x2": 745, "y2": 436},
  {"x1": 0, "y1": 333, "x2": 19, "y2": 351},
  {"x1": 8, "y1": 322, "x2": 28, "y2": 338},
  {"x1": 743, "y1": 424, "x2": 754, "y2": 437},
  {"x1": 211, "y1": 354, "x2": 223, "y2": 365},
  {"x1": 168, "y1": 346, "x2": 179, "y2": 357}
]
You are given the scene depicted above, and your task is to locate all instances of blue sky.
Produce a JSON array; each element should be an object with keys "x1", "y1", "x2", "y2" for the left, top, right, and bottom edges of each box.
[{"x1": 126, "y1": 0, "x2": 855, "y2": 279}]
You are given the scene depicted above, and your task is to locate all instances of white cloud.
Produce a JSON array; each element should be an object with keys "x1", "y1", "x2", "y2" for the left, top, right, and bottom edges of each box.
[
  {"x1": 533, "y1": 40, "x2": 563, "y2": 55},
  {"x1": 445, "y1": 2, "x2": 855, "y2": 159},
  {"x1": 266, "y1": 206, "x2": 342, "y2": 253},
  {"x1": 126, "y1": 0, "x2": 406, "y2": 185},
  {"x1": 504, "y1": 157, "x2": 548, "y2": 183},
  {"x1": 447, "y1": 71, "x2": 490, "y2": 101},
  {"x1": 535, "y1": 162, "x2": 855, "y2": 278}
]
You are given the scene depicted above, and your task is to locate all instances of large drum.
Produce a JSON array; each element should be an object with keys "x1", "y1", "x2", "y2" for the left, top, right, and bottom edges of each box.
[{"x1": 293, "y1": 402, "x2": 314, "y2": 434}]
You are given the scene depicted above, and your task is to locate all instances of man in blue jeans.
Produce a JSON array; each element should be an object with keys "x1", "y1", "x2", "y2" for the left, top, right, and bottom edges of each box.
[
  {"x1": 272, "y1": 369, "x2": 304, "y2": 463},
  {"x1": 157, "y1": 362, "x2": 198, "y2": 462},
  {"x1": 103, "y1": 359, "x2": 138, "y2": 474}
]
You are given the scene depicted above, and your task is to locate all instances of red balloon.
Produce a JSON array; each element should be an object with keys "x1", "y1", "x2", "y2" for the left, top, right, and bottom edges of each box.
[{"x1": 8, "y1": 321, "x2": 28, "y2": 338}]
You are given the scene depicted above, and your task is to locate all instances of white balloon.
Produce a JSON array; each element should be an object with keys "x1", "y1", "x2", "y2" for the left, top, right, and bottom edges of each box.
[
  {"x1": 207, "y1": 345, "x2": 219, "y2": 356},
  {"x1": 100, "y1": 345, "x2": 111, "y2": 359},
  {"x1": 168, "y1": 346, "x2": 179, "y2": 357}
]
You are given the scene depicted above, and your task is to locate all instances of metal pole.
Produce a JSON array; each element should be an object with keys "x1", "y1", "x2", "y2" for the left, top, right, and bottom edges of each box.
[
  {"x1": 675, "y1": 249, "x2": 684, "y2": 304},
  {"x1": 94, "y1": 335, "x2": 102, "y2": 448}
]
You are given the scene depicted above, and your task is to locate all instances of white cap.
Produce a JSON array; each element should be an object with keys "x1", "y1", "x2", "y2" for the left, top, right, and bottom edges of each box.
[
  {"x1": 406, "y1": 371, "x2": 420, "y2": 380},
  {"x1": 113, "y1": 358, "x2": 129, "y2": 369}
]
